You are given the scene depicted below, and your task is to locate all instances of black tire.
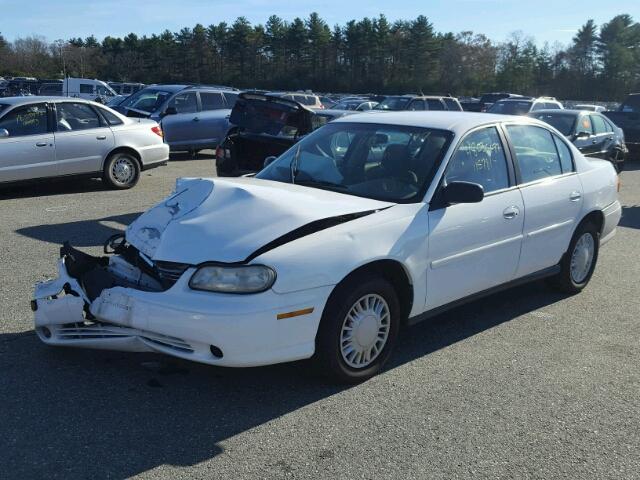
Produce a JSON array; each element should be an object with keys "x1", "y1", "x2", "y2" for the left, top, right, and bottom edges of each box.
[
  {"x1": 102, "y1": 152, "x2": 140, "y2": 189},
  {"x1": 314, "y1": 275, "x2": 401, "y2": 383},
  {"x1": 548, "y1": 221, "x2": 599, "y2": 294}
]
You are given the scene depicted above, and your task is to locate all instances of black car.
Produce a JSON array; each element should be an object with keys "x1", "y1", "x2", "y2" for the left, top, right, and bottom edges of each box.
[
  {"x1": 216, "y1": 92, "x2": 353, "y2": 176},
  {"x1": 604, "y1": 94, "x2": 640, "y2": 160},
  {"x1": 529, "y1": 109, "x2": 627, "y2": 172},
  {"x1": 471, "y1": 92, "x2": 528, "y2": 112},
  {"x1": 373, "y1": 95, "x2": 462, "y2": 112}
]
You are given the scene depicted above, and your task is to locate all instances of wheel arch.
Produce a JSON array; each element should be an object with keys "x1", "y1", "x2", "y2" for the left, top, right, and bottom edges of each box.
[
  {"x1": 325, "y1": 259, "x2": 414, "y2": 324},
  {"x1": 578, "y1": 209, "x2": 604, "y2": 235},
  {"x1": 103, "y1": 146, "x2": 142, "y2": 171}
]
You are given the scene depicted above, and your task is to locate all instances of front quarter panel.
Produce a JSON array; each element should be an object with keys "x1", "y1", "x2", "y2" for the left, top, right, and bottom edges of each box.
[{"x1": 257, "y1": 203, "x2": 429, "y2": 318}]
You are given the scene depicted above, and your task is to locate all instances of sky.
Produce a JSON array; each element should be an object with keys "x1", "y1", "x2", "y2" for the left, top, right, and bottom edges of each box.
[{"x1": 0, "y1": 0, "x2": 638, "y2": 45}]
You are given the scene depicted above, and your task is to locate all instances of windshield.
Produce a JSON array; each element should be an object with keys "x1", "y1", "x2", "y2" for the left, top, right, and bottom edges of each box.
[
  {"x1": 488, "y1": 101, "x2": 532, "y2": 115},
  {"x1": 256, "y1": 122, "x2": 453, "y2": 203},
  {"x1": 529, "y1": 112, "x2": 576, "y2": 136},
  {"x1": 374, "y1": 97, "x2": 412, "y2": 111},
  {"x1": 118, "y1": 88, "x2": 172, "y2": 113}
]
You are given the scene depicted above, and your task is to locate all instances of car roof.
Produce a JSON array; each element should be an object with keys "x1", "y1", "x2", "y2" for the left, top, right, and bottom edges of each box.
[
  {"x1": 332, "y1": 111, "x2": 548, "y2": 134},
  {"x1": 0, "y1": 96, "x2": 102, "y2": 106}
]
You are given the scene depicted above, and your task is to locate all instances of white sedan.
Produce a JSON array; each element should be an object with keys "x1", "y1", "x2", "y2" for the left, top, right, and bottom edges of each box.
[
  {"x1": 32, "y1": 112, "x2": 621, "y2": 382},
  {"x1": 0, "y1": 97, "x2": 168, "y2": 188}
]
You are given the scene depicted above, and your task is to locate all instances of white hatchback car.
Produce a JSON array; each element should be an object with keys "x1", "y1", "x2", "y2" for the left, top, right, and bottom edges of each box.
[
  {"x1": 0, "y1": 97, "x2": 169, "y2": 189},
  {"x1": 33, "y1": 112, "x2": 621, "y2": 382}
]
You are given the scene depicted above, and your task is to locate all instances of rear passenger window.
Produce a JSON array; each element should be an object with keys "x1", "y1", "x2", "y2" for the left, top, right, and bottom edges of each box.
[
  {"x1": 443, "y1": 98, "x2": 461, "y2": 111},
  {"x1": 169, "y1": 92, "x2": 198, "y2": 114},
  {"x1": 506, "y1": 125, "x2": 562, "y2": 183},
  {"x1": 552, "y1": 134, "x2": 573, "y2": 173},
  {"x1": 79, "y1": 84, "x2": 94, "y2": 94},
  {"x1": 590, "y1": 115, "x2": 607, "y2": 134},
  {"x1": 426, "y1": 99, "x2": 445, "y2": 110},
  {"x1": 408, "y1": 100, "x2": 425, "y2": 111},
  {"x1": 200, "y1": 92, "x2": 225, "y2": 111},
  {"x1": 444, "y1": 126, "x2": 509, "y2": 194},
  {"x1": 56, "y1": 103, "x2": 102, "y2": 131}
]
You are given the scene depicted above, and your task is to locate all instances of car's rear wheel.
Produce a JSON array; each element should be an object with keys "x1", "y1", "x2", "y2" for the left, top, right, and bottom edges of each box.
[
  {"x1": 314, "y1": 275, "x2": 400, "y2": 383},
  {"x1": 102, "y1": 152, "x2": 140, "y2": 189},
  {"x1": 549, "y1": 221, "x2": 599, "y2": 293}
]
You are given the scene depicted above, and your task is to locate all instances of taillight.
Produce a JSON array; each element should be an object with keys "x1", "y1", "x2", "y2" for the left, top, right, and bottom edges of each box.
[
  {"x1": 216, "y1": 146, "x2": 224, "y2": 159},
  {"x1": 151, "y1": 126, "x2": 163, "y2": 138}
]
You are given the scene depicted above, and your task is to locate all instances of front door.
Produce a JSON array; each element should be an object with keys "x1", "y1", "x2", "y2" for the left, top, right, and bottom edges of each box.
[
  {"x1": 427, "y1": 125, "x2": 524, "y2": 309},
  {"x1": 161, "y1": 91, "x2": 199, "y2": 149},
  {"x1": 53, "y1": 102, "x2": 115, "y2": 175},
  {"x1": 0, "y1": 102, "x2": 56, "y2": 182}
]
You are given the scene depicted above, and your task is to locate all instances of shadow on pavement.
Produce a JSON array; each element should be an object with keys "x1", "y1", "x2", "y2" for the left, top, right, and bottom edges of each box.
[
  {"x1": 16, "y1": 213, "x2": 142, "y2": 247},
  {"x1": 0, "y1": 281, "x2": 566, "y2": 479},
  {"x1": 620, "y1": 205, "x2": 640, "y2": 230},
  {"x1": 0, "y1": 177, "x2": 108, "y2": 200}
]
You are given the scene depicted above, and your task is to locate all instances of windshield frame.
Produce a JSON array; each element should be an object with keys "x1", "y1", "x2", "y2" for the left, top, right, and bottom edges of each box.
[{"x1": 256, "y1": 121, "x2": 455, "y2": 204}]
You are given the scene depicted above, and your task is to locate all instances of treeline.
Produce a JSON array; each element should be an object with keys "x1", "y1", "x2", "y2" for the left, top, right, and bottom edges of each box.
[{"x1": 1, "y1": 13, "x2": 639, "y2": 100}]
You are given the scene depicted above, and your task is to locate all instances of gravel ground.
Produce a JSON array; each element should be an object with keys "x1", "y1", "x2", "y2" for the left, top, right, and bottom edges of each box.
[{"x1": 0, "y1": 153, "x2": 638, "y2": 479}]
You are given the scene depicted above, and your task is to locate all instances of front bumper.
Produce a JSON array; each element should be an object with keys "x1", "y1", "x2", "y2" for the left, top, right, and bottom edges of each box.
[{"x1": 33, "y1": 259, "x2": 332, "y2": 367}]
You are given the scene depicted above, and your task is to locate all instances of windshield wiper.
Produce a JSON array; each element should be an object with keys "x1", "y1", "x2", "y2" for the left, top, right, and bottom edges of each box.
[
  {"x1": 293, "y1": 179, "x2": 349, "y2": 192},
  {"x1": 290, "y1": 145, "x2": 301, "y2": 184}
]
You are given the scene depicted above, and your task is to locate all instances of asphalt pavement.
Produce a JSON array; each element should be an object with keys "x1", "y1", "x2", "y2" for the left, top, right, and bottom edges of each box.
[{"x1": 0, "y1": 153, "x2": 638, "y2": 479}]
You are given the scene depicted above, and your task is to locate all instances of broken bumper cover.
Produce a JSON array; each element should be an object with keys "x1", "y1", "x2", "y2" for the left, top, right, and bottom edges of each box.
[{"x1": 33, "y1": 259, "x2": 332, "y2": 367}]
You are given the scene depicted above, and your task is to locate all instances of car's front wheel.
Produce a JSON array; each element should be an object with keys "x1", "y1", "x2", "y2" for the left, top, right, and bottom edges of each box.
[
  {"x1": 102, "y1": 152, "x2": 140, "y2": 189},
  {"x1": 549, "y1": 221, "x2": 600, "y2": 293},
  {"x1": 314, "y1": 275, "x2": 400, "y2": 383}
]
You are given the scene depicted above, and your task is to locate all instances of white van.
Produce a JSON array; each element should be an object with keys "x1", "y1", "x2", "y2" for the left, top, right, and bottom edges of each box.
[{"x1": 60, "y1": 78, "x2": 117, "y2": 103}]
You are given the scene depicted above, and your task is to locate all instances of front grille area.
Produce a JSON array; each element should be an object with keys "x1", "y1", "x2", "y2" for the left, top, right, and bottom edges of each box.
[{"x1": 154, "y1": 260, "x2": 190, "y2": 285}]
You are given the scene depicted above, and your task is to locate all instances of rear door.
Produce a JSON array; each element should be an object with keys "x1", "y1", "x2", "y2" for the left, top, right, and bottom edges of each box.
[
  {"x1": 505, "y1": 124, "x2": 582, "y2": 277},
  {"x1": 195, "y1": 91, "x2": 228, "y2": 147},
  {"x1": 590, "y1": 114, "x2": 611, "y2": 159},
  {"x1": 0, "y1": 102, "x2": 56, "y2": 182},
  {"x1": 161, "y1": 91, "x2": 199, "y2": 148},
  {"x1": 53, "y1": 102, "x2": 115, "y2": 175}
]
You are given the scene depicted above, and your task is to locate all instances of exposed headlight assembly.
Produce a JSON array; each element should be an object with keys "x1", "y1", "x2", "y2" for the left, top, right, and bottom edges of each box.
[{"x1": 189, "y1": 264, "x2": 276, "y2": 293}]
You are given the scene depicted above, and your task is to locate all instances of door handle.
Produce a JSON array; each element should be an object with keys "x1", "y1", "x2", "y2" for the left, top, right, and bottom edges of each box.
[
  {"x1": 192, "y1": 117, "x2": 200, "y2": 122},
  {"x1": 592, "y1": 139, "x2": 597, "y2": 144},
  {"x1": 96, "y1": 135, "x2": 107, "y2": 140},
  {"x1": 503, "y1": 206, "x2": 520, "y2": 219},
  {"x1": 569, "y1": 191, "x2": 582, "y2": 201},
  {"x1": 35, "y1": 142, "x2": 48, "y2": 147}
]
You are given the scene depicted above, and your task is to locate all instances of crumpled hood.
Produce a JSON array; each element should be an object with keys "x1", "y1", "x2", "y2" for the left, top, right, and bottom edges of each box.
[{"x1": 126, "y1": 177, "x2": 393, "y2": 265}]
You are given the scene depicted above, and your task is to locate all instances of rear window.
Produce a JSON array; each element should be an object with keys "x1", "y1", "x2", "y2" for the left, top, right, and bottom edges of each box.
[{"x1": 200, "y1": 92, "x2": 225, "y2": 111}]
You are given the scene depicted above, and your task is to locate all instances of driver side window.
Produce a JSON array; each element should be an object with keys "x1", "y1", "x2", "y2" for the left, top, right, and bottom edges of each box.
[
  {"x1": 444, "y1": 127, "x2": 509, "y2": 194},
  {"x1": 169, "y1": 92, "x2": 198, "y2": 114}
]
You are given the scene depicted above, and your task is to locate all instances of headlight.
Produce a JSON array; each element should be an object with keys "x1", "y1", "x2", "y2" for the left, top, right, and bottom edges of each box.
[{"x1": 189, "y1": 264, "x2": 276, "y2": 293}]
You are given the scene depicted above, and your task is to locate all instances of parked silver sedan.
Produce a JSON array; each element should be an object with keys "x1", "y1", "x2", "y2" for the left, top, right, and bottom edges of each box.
[{"x1": 0, "y1": 97, "x2": 169, "y2": 189}]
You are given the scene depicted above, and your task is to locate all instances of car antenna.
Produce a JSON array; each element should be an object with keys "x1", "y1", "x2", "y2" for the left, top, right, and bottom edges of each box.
[{"x1": 290, "y1": 144, "x2": 301, "y2": 184}]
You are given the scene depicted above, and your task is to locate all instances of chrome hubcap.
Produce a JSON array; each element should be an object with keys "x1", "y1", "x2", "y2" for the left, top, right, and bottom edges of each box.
[
  {"x1": 112, "y1": 157, "x2": 135, "y2": 184},
  {"x1": 570, "y1": 233, "x2": 595, "y2": 284},
  {"x1": 340, "y1": 294, "x2": 390, "y2": 369}
]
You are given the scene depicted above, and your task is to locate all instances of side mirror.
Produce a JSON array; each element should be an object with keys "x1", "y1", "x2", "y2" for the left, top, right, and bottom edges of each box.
[
  {"x1": 0, "y1": 128, "x2": 8, "y2": 138},
  {"x1": 575, "y1": 130, "x2": 590, "y2": 139},
  {"x1": 442, "y1": 181, "x2": 484, "y2": 205},
  {"x1": 163, "y1": 106, "x2": 177, "y2": 117},
  {"x1": 263, "y1": 156, "x2": 277, "y2": 168}
]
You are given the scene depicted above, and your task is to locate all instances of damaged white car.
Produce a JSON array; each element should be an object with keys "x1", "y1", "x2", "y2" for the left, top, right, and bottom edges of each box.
[{"x1": 33, "y1": 112, "x2": 622, "y2": 382}]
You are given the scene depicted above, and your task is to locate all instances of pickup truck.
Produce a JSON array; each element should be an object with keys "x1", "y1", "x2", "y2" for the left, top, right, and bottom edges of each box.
[{"x1": 604, "y1": 94, "x2": 640, "y2": 159}]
